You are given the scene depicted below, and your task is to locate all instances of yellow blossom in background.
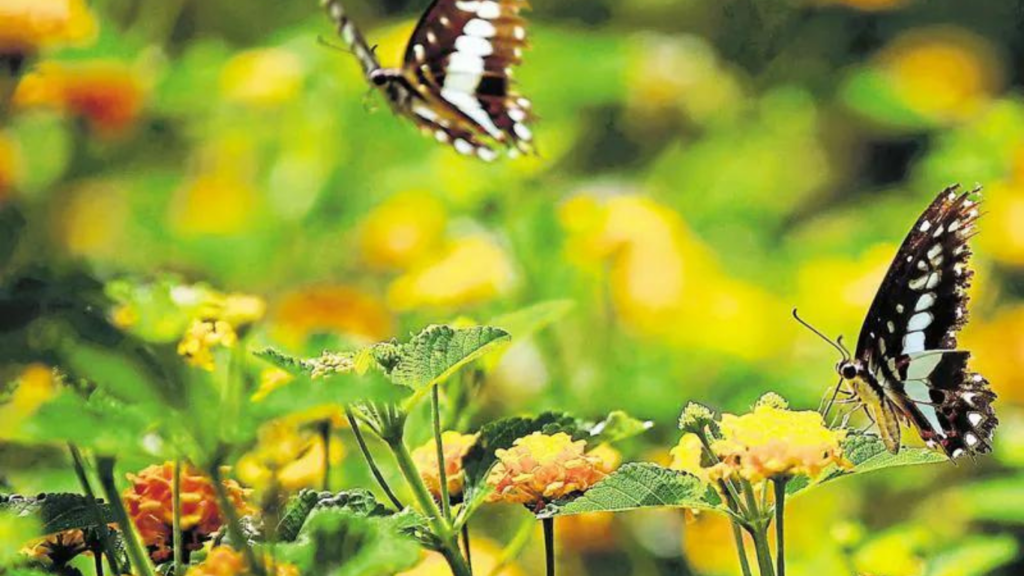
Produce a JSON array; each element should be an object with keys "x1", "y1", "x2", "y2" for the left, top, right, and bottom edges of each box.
[
  {"x1": 0, "y1": 364, "x2": 57, "y2": 440},
  {"x1": 669, "y1": 433, "x2": 707, "y2": 482},
  {"x1": 389, "y1": 235, "x2": 516, "y2": 310},
  {"x1": 412, "y1": 431, "x2": 478, "y2": 500},
  {"x1": 185, "y1": 546, "x2": 298, "y2": 576},
  {"x1": 20, "y1": 529, "x2": 88, "y2": 566},
  {"x1": 197, "y1": 292, "x2": 266, "y2": 329},
  {"x1": 123, "y1": 462, "x2": 253, "y2": 562},
  {"x1": 220, "y1": 48, "x2": 305, "y2": 107},
  {"x1": 169, "y1": 137, "x2": 261, "y2": 236},
  {"x1": 0, "y1": 0, "x2": 96, "y2": 57},
  {"x1": 399, "y1": 537, "x2": 524, "y2": 576},
  {"x1": 252, "y1": 367, "x2": 294, "y2": 402},
  {"x1": 0, "y1": 132, "x2": 20, "y2": 204},
  {"x1": 58, "y1": 180, "x2": 128, "y2": 259},
  {"x1": 977, "y1": 164, "x2": 1024, "y2": 266},
  {"x1": 556, "y1": 512, "x2": 617, "y2": 552},
  {"x1": 710, "y1": 403, "x2": 849, "y2": 483},
  {"x1": 486, "y1": 432, "x2": 606, "y2": 507},
  {"x1": 587, "y1": 442, "x2": 622, "y2": 475},
  {"x1": 360, "y1": 191, "x2": 448, "y2": 270},
  {"x1": 237, "y1": 420, "x2": 344, "y2": 493},
  {"x1": 853, "y1": 528, "x2": 928, "y2": 576},
  {"x1": 14, "y1": 60, "x2": 144, "y2": 134},
  {"x1": 177, "y1": 319, "x2": 237, "y2": 371},
  {"x1": 877, "y1": 27, "x2": 1002, "y2": 123},
  {"x1": 270, "y1": 284, "x2": 393, "y2": 349},
  {"x1": 962, "y1": 305, "x2": 1024, "y2": 406},
  {"x1": 683, "y1": 512, "x2": 757, "y2": 575}
]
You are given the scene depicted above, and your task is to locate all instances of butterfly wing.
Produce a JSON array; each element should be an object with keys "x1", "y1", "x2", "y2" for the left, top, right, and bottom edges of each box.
[
  {"x1": 854, "y1": 184, "x2": 997, "y2": 457},
  {"x1": 401, "y1": 0, "x2": 534, "y2": 156}
]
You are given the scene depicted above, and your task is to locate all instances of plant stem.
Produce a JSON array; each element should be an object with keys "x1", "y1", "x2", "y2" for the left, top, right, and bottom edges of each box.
[
  {"x1": 95, "y1": 457, "x2": 157, "y2": 576},
  {"x1": 172, "y1": 459, "x2": 183, "y2": 576},
  {"x1": 543, "y1": 518, "x2": 556, "y2": 576},
  {"x1": 730, "y1": 521, "x2": 753, "y2": 576},
  {"x1": 345, "y1": 406, "x2": 404, "y2": 510},
  {"x1": 68, "y1": 444, "x2": 121, "y2": 576},
  {"x1": 94, "y1": 548, "x2": 105, "y2": 576},
  {"x1": 318, "y1": 420, "x2": 332, "y2": 491},
  {"x1": 389, "y1": 438, "x2": 471, "y2": 576},
  {"x1": 774, "y1": 478, "x2": 788, "y2": 576},
  {"x1": 208, "y1": 466, "x2": 266, "y2": 576},
  {"x1": 432, "y1": 385, "x2": 452, "y2": 522},
  {"x1": 751, "y1": 524, "x2": 776, "y2": 576},
  {"x1": 462, "y1": 524, "x2": 474, "y2": 575}
]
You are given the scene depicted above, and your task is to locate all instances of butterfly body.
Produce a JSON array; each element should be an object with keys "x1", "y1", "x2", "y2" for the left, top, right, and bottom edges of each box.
[
  {"x1": 831, "y1": 185, "x2": 997, "y2": 458},
  {"x1": 322, "y1": 0, "x2": 535, "y2": 161}
]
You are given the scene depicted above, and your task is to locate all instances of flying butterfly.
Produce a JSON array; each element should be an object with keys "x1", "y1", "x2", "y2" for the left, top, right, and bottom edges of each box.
[
  {"x1": 797, "y1": 184, "x2": 997, "y2": 459},
  {"x1": 320, "y1": 0, "x2": 535, "y2": 161}
]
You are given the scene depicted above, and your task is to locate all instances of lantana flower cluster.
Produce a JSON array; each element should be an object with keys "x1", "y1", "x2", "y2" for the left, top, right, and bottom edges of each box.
[
  {"x1": 185, "y1": 546, "x2": 298, "y2": 576},
  {"x1": 412, "y1": 431, "x2": 479, "y2": 501},
  {"x1": 485, "y1": 432, "x2": 609, "y2": 508}
]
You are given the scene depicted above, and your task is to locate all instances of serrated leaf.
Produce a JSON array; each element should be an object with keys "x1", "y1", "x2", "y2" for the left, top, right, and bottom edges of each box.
[
  {"x1": 253, "y1": 347, "x2": 309, "y2": 375},
  {"x1": 385, "y1": 325, "x2": 510, "y2": 392},
  {"x1": 276, "y1": 490, "x2": 429, "y2": 547},
  {"x1": 539, "y1": 463, "x2": 721, "y2": 518},
  {"x1": 926, "y1": 535, "x2": 1018, "y2": 576},
  {"x1": 0, "y1": 493, "x2": 117, "y2": 536},
  {"x1": 586, "y1": 411, "x2": 653, "y2": 445}
]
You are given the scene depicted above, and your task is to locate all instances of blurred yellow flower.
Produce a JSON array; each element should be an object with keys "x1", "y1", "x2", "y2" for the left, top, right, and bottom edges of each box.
[
  {"x1": 796, "y1": 243, "x2": 895, "y2": 332},
  {"x1": 360, "y1": 191, "x2": 447, "y2": 270},
  {"x1": 0, "y1": 0, "x2": 96, "y2": 57},
  {"x1": 14, "y1": 60, "x2": 144, "y2": 134},
  {"x1": 977, "y1": 171, "x2": 1024, "y2": 266},
  {"x1": 252, "y1": 367, "x2": 294, "y2": 402},
  {"x1": 124, "y1": 462, "x2": 253, "y2": 563},
  {"x1": 398, "y1": 536, "x2": 524, "y2": 576},
  {"x1": 669, "y1": 433, "x2": 707, "y2": 482},
  {"x1": 0, "y1": 364, "x2": 57, "y2": 440},
  {"x1": 170, "y1": 137, "x2": 260, "y2": 236},
  {"x1": 271, "y1": 284, "x2": 393, "y2": 348},
  {"x1": 962, "y1": 305, "x2": 1024, "y2": 406},
  {"x1": 710, "y1": 403, "x2": 849, "y2": 483},
  {"x1": 878, "y1": 28, "x2": 1001, "y2": 123},
  {"x1": 683, "y1": 513, "x2": 757, "y2": 576},
  {"x1": 389, "y1": 235, "x2": 516, "y2": 310},
  {"x1": 185, "y1": 546, "x2": 298, "y2": 576},
  {"x1": 587, "y1": 442, "x2": 622, "y2": 475},
  {"x1": 237, "y1": 420, "x2": 344, "y2": 493},
  {"x1": 0, "y1": 132, "x2": 20, "y2": 204},
  {"x1": 486, "y1": 432, "x2": 606, "y2": 508},
  {"x1": 853, "y1": 529, "x2": 927, "y2": 576},
  {"x1": 59, "y1": 180, "x2": 128, "y2": 258},
  {"x1": 178, "y1": 319, "x2": 237, "y2": 371},
  {"x1": 21, "y1": 529, "x2": 89, "y2": 566},
  {"x1": 411, "y1": 431, "x2": 478, "y2": 500},
  {"x1": 220, "y1": 48, "x2": 305, "y2": 107}
]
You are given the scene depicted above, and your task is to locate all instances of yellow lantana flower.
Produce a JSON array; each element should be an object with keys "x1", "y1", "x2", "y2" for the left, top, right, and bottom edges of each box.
[
  {"x1": 237, "y1": 420, "x2": 344, "y2": 493},
  {"x1": 669, "y1": 433, "x2": 707, "y2": 483},
  {"x1": 486, "y1": 432, "x2": 606, "y2": 508},
  {"x1": 412, "y1": 431, "x2": 478, "y2": 501},
  {"x1": 185, "y1": 546, "x2": 298, "y2": 576},
  {"x1": 177, "y1": 319, "x2": 237, "y2": 371},
  {"x1": 710, "y1": 404, "x2": 850, "y2": 483},
  {"x1": 388, "y1": 235, "x2": 516, "y2": 310},
  {"x1": 220, "y1": 48, "x2": 304, "y2": 107},
  {"x1": 0, "y1": 364, "x2": 57, "y2": 440},
  {"x1": 360, "y1": 191, "x2": 448, "y2": 270}
]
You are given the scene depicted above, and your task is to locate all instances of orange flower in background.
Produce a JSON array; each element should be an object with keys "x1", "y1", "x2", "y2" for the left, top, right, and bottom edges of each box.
[
  {"x1": 360, "y1": 191, "x2": 448, "y2": 270},
  {"x1": 412, "y1": 431, "x2": 478, "y2": 500},
  {"x1": 185, "y1": 546, "x2": 298, "y2": 576},
  {"x1": 388, "y1": 235, "x2": 516, "y2": 310},
  {"x1": 177, "y1": 319, "x2": 238, "y2": 371},
  {"x1": 271, "y1": 284, "x2": 393, "y2": 348},
  {"x1": 877, "y1": 27, "x2": 1001, "y2": 123},
  {"x1": 0, "y1": 0, "x2": 96, "y2": 57},
  {"x1": 486, "y1": 432, "x2": 607, "y2": 508},
  {"x1": 14, "y1": 60, "x2": 144, "y2": 134},
  {"x1": 123, "y1": 462, "x2": 253, "y2": 562},
  {"x1": 710, "y1": 403, "x2": 849, "y2": 483}
]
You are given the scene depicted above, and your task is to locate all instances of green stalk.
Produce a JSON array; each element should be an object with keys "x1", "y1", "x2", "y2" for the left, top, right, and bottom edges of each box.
[
  {"x1": 208, "y1": 466, "x2": 266, "y2": 576},
  {"x1": 388, "y1": 438, "x2": 471, "y2": 576},
  {"x1": 462, "y1": 524, "x2": 474, "y2": 575},
  {"x1": 431, "y1": 385, "x2": 453, "y2": 522},
  {"x1": 68, "y1": 445, "x2": 120, "y2": 576},
  {"x1": 773, "y1": 478, "x2": 788, "y2": 576},
  {"x1": 751, "y1": 524, "x2": 776, "y2": 576},
  {"x1": 95, "y1": 457, "x2": 157, "y2": 576},
  {"x1": 730, "y1": 522, "x2": 753, "y2": 576},
  {"x1": 318, "y1": 420, "x2": 332, "y2": 491},
  {"x1": 172, "y1": 459, "x2": 183, "y2": 576},
  {"x1": 543, "y1": 518, "x2": 556, "y2": 576},
  {"x1": 345, "y1": 406, "x2": 404, "y2": 510}
]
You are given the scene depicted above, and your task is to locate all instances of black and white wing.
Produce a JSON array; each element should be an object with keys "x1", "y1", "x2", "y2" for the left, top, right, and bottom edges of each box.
[
  {"x1": 402, "y1": 0, "x2": 535, "y2": 157},
  {"x1": 321, "y1": 0, "x2": 383, "y2": 77},
  {"x1": 855, "y1": 184, "x2": 997, "y2": 457}
]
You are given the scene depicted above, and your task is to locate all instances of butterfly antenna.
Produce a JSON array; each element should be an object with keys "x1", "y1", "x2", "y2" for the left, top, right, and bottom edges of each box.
[
  {"x1": 317, "y1": 35, "x2": 357, "y2": 56},
  {"x1": 792, "y1": 308, "x2": 848, "y2": 361},
  {"x1": 836, "y1": 335, "x2": 851, "y2": 362}
]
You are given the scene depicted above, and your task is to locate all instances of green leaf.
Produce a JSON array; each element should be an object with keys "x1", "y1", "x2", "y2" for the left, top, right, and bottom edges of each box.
[
  {"x1": 481, "y1": 301, "x2": 573, "y2": 369},
  {"x1": 277, "y1": 489, "x2": 389, "y2": 543},
  {"x1": 273, "y1": 510, "x2": 420, "y2": 576},
  {"x1": 252, "y1": 347, "x2": 322, "y2": 376},
  {"x1": 926, "y1": 535, "x2": 1018, "y2": 576},
  {"x1": 384, "y1": 325, "x2": 510, "y2": 392},
  {"x1": 585, "y1": 411, "x2": 653, "y2": 445},
  {"x1": 462, "y1": 412, "x2": 577, "y2": 489},
  {"x1": 538, "y1": 463, "x2": 722, "y2": 518},
  {"x1": 247, "y1": 370, "x2": 408, "y2": 427},
  {"x1": 26, "y1": 390, "x2": 157, "y2": 458},
  {"x1": 0, "y1": 510, "x2": 40, "y2": 566},
  {"x1": 0, "y1": 493, "x2": 117, "y2": 536}
]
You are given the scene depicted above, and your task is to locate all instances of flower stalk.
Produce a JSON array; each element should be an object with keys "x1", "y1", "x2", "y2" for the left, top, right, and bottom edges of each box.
[
  {"x1": 172, "y1": 459, "x2": 183, "y2": 576},
  {"x1": 95, "y1": 457, "x2": 157, "y2": 576},
  {"x1": 774, "y1": 477, "x2": 789, "y2": 576},
  {"x1": 345, "y1": 406, "x2": 404, "y2": 510},
  {"x1": 431, "y1": 385, "x2": 453, "y2": 522},
  {"x1": 542, "y1": 517, "x2": 555, "y2": 576},
  {"x1": 207, "y1": 463, "x2": 266, "y2": 576},
  {"x1": 68, "y1": 444, "x2": 120, "y2": 576}
]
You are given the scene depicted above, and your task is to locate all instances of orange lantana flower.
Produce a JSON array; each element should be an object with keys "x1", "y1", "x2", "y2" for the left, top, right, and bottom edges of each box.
[
  {"x1": 486, "y1": 432, "x2": 606, "y2": 508},
  {"x1": 412, "y1": 431, "x2": 478, "y2": 501},
  {"x1": 0, "y1": 0, "x2": 96, "y2": 58},
  {"x1": 185, "y1": 546, "x2": 298, "y2": 576},
  {"x1": 123, "y1": 462, "x2": 253, "y2": 562}
]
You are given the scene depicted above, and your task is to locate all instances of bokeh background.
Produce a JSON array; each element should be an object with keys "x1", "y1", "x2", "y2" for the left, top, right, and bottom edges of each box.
[{"x1": 2, "y1": 0, "x2": 1024, "y2": 574}]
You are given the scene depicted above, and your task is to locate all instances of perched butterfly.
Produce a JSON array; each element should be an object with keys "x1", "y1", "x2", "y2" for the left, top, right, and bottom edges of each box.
[
  {"x1": 320, "y1": 0, "x2": 535, "y2": 161},
  {"x1": 799, "y1": 184, "x2": 997, "y2": 459}
]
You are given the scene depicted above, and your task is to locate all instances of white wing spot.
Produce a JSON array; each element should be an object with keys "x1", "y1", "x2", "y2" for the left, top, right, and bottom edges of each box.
[
  {"x1": 949, "y1": 219, "x2": 961, "y2": 232},
  {"x1": 896, "y1": 304, "x2": 905, "y2": 314},
  {"x1": 478, "y1": 0, "x2": 502, "y2": 19},
  {"x1": 477, "y1": 147, "x2": 498, "y2": 161},
  {"x1": 907, "y1": 312, "x2": 933, "y2": 331},
  {"x1": 968, "y1": 412, "x2": 983, "y2": 427},
  {"x1": 455, "y1": 0, "x2": 481, "y2": 11},
  {"x1": 513, "y1": 122, "x2": 532, "y2": 140},
  {"x1": 915, "y1": 292, "x2": 936, "y2": 312},
  {"x1": 902, "y1": 331, "x2": 925, "y2": 354},
  {"x1": 919, "y1": 220, "x2": 932, "y2": 232},
  {"x1": 927, "y1": 244, "x2": 942, "y2": 261},
  {"x1": 453, "y1": 138, "x2": 474, "y2": 155},
  {"x1": 925, "y1": 272, "x2": 940, "y2": 289},
  {"x1": 330, "y1": 3, "x2": 344, "y2": 19},
  {"x1": 886, "y1": 321, "x2": 895, "y2": 333},
  {"x1": 426, "y1": 30, "x2": 438, "y2": 44},
  {"x1": 916, "y1": 260, "x2": 928, "y2": 271},
  {"x1": 455, "y1": 35, "x2": 493, "y2": 57},
  {"x1": 952, "y1": 448, "x2": 965, "y2": 458},
  {"x1": 963, "y1": 392, "x2": 977, "y2": 406},
  {"x1": 972, "y1": 374, "x2": 984, "y2": 382},
  {"x1": 514, "y1": 26, "x2": 527, "y2": 40},
  {"x1": 508, "y1": 108, "x2": 527, "y2": 122},
  {"x1": 435, "y1": 130, "x2": 450, "y2": 143},
  {"x1": 965, "y1": 432, "x2": 980, "y2": 447},
  {"x1": 932, "y1": 224, "x2": 945, "y2": 238},
  {"x1": 465, "y1": 18, "x2": 497, "y2": 38}
]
